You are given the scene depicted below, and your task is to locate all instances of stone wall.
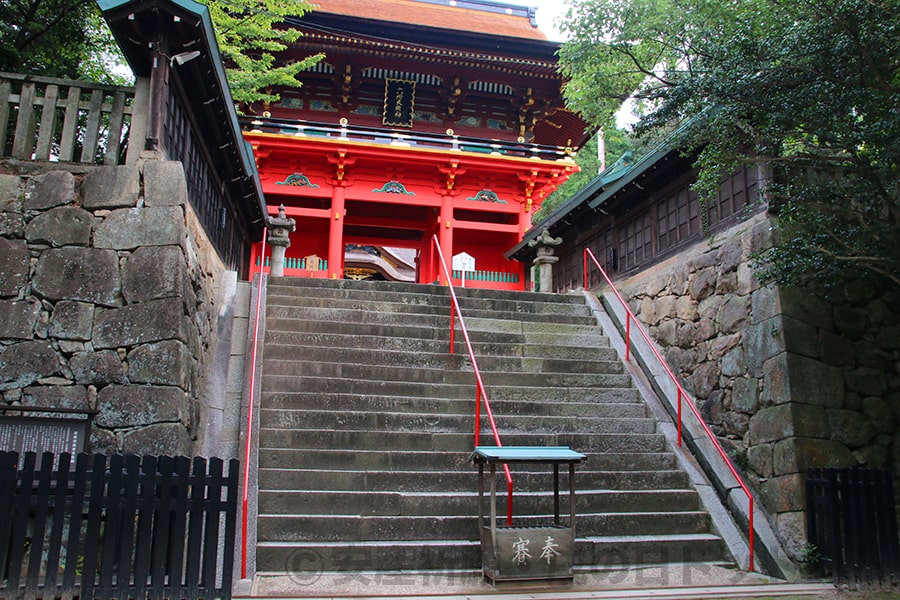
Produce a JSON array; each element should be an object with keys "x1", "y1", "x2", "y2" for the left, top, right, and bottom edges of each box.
[
  {"x1": 0, "y1": 160, "x2": 229, "y2": 456},
  {"x1": 613, "y1": 211, "x2": 900, "y2": 561}
]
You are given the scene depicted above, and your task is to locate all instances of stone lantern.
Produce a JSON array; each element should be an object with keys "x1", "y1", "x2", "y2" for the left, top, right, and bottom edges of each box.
[
  {"x1": 266, "y1": 205, "x2": 296, "y2": 277},
  {"x1": 528, "y1": 228, "x2": 562, "y2": 293}
]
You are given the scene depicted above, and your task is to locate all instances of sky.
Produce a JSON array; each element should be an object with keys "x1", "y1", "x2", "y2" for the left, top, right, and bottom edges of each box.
[
  {"x1": 491, "y1": 0, "x2": 638, "y2": 129},
  {"x1": 531, "y1": 0, "x2": 569, "y2": 41},
  {"x1": 491, "y1": 0, "x2": 570, "y2": 41}
]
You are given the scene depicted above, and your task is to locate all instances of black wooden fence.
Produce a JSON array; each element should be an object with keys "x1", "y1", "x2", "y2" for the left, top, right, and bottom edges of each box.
[
  {"x1": 0, "y1": 452, "x2": 238, "y2": 600},
  {"x1": 807, "y1": 467, "x2": 900, "y2": 589}
]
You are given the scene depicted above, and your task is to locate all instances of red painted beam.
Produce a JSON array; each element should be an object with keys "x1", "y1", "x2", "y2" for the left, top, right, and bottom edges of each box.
[
  {"x1": 453, "y1": 220, "x2": 520, "y2": 233},
  {"x1": 267, "y1": 205, "x2": 330, "y2": 219}
]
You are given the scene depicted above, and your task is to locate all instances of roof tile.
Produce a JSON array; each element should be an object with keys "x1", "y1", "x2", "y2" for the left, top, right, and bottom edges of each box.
[{"x1": 311, "y1": 0, "x2": 547, "y2": 41}]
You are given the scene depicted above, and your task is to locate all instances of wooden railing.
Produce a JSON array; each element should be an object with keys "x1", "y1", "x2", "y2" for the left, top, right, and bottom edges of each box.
[
  {"x1": 241, "y1": 115, "x2": 575, "y2": 163},
  {"x1": 0, "y1": 72, "x2": 134, "y2": 165},
  {"x1": 451, "y1": 270, "x2": 520, "y2": 284},
  {"x1": 255, "y1": 256, "x2": 328, "y2": 271}
]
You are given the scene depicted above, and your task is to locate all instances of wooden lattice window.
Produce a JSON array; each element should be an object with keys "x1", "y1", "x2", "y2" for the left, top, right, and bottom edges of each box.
[
  {"x1": 618, "y1": 212, "x2": 653, "y2": 271},
  {"x1": 658, "y1": 185, "x2": 701, "y2": 254}
]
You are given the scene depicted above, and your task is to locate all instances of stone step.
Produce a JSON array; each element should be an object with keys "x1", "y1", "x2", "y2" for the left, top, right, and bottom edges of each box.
[
  {"x1": 255, "y1": 539, "x2": 479, "y2": 573},
  {"x1": 265, "y1": 298, "x2": 597, "y2": 326},
  {"x1": 257, "y1": 453, "x2": 681, "y2": 488},
  {"x1": 258, "y1": 409, "x2": 657, "y2": 435},
  {"x1": 262, "y1": 375, "x2": 639, "y2": 404},
  {"x1": 259, "y1": 428, "x2": 667, "y2": 452},
  {"x1": 267, "y1": 276, "x2": 587, "y2": 307},
  {"x1": 262, "y1": 344, "x2": 623, "y2": 374},
  {"x1": 255, "y1": 279, "x2": 732, "y2": 573},
  {"x1": 259, "y1": 448, "x2": 683, "y2": 476},
  {"x1": 266, "y1": 285, "x2": 591, "y2": 314},
  {"x1": 257, "y1": 489, "x2": 701, "y2": 516},
  {"x1": 265, "y1": 317, "x2": 456, "y2": 341},
  {"x1": 267, "y1": 304, "x2": 598, "y2": 329},
  {"x1": 261, "y1": 371, "x2": 635, "y2": 393},
  {"x1": 488, "y1": 386, "x2": 643, "y2": 404},
  {"x1": 255, "y1": 533, "x2": 727, "y2": 572},
  {"x1": 261, "y1": 378, "x2": 641, "y2": 404},
  {"x1": 259, "y1": 397, "x2": 648, "y2": 419},
  {"x1": 257, "y1": 463, "x2": 690, "y2": 493},
  {"x1": 256, "y1": 511, "x2": 712, "y2": 542},
  {"x1": 265, "y1": 316, "x2": 605, "y2": 346},
  {"x1": 257, "y1": 467, "x2": 690, "y2": 492},
  {"x1": 264, "y1": 331, "x2": 615, "y2": 359},
  {"x1": 578, "y1": 534, "x2": 728, "y2": 567}
]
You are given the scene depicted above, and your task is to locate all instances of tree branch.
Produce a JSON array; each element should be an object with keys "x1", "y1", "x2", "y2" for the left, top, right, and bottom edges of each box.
[{"x1": 15, "y1": 0, "x2": 94, "y2": 52}]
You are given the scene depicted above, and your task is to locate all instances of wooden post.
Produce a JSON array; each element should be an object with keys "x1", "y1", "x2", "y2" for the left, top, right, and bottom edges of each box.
[
  {"x1": 146, "y1": 42, "x2": 170, "y2": 153},
  {"x1": 11, "y1": 83, "x2": 36, "y2": 159},
  {"x1": 126, "y1": 78, "x2": 151, "y2": 164}
]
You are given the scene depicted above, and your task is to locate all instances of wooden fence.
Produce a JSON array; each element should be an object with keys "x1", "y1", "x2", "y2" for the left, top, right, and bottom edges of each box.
[
  {"x1": 806, "y1": 467, "x2": 900, "y2": 589},
  {"x1": 0, "y1": 73, "x2": 134, "y2": 165},
  {"x1": 0, "y1": 452, "x2": 238, "y2": 600}
]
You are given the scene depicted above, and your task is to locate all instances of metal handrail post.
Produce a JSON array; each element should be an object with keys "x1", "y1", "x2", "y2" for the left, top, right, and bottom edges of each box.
[
  {"x1": 433, "y1": 235, "x2": 513, "y2": 525},
  {"x1": 240, "y1": 227, "x2": 266, "y2": 579}
]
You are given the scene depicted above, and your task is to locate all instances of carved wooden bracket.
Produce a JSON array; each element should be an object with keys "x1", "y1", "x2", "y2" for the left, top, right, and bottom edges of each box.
[
  {"x1": 519, "y1": 169, "x2": 540, "y2": 213},
  {"x1": 327, "y1": 150, "x2": 356, "y2": 184},
  {"x1": 437, "y1": 161, "x2": 465, "y2": 194}
]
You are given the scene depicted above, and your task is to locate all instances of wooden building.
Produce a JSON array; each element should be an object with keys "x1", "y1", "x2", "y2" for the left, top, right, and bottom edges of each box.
[
  {"x1": 508, "y1": 144, "x2": 767, "y2": 291},
  {"x1": 242, "y1": 0, "x2": 590, "y2": 289}
]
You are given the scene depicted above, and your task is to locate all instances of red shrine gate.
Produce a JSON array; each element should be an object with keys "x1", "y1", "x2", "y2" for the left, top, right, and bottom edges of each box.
[
  {"x1": 241, "y1": 0, "x2": 592, "y2": 290},
  {"x1": 246, "y1": 122, "x2": 576, "y2": 289}
]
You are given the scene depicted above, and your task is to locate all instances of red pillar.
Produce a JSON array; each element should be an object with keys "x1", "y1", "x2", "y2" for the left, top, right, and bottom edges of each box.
[
  {"x1": 417, "y1": 238, "x2": 430, "y2": 284},
  {"x1": 437, "y1": 193, "x2": 454, "y2": 284},
  {"x1": 519, "y1": 200, "x2": 533, "y2": 237},
  {"x1": 420, "y1": 237, "x2": 434, "y2": 283},
  {"x1": 328, "y1": 186, "x2": 346, "y2": 279}
]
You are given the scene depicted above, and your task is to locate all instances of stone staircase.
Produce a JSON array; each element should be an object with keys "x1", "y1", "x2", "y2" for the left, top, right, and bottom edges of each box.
[{"x1": 254, "y1": 278, "x2": 732, "y2": 575}]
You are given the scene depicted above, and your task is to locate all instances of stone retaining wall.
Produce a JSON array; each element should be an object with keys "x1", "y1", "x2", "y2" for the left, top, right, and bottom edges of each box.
[
  {"x1": 0, "y1": 161, "x2": 228, "y2": 456},
  {"x1": 614, "y1": 212, "x2": 900, "y2": 561}
]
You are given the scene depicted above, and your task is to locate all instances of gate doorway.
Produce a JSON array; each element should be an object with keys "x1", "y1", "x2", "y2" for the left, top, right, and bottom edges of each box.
[{"x1": 343, "y1": 244, "x2": 418, "y2": 282}]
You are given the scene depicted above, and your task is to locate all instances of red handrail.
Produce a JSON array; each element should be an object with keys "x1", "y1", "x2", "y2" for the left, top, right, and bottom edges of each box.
[
  {"x1": 241, "y1": 227, "x2": 267, "y2": 579},
  {"x1": 432, "y1": 235, "x2": 514, "y2": 526},
  {"x1": 583, "y1": 248, "x2": 755, "y2": 572}
]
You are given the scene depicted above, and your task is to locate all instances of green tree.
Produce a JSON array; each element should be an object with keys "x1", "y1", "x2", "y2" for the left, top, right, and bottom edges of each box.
[
  {"x1": 535, "y1": 133, "x2": 600, "y2": 221},
  {"x1": 199, "y1": 0, "x2": 322, "y2": 107},
  {"x1": 2, "y1": 0, "x2": 321, "y2": 106},
  {"x1": 558, "y1": 0, "x2": 900, "y2": 288},
  {"x1": 0, "y1": 0, "x2": 122, "y2": 81},
  {"x1": 535, "y1": 128, "x2": 636, "y2": 223}
]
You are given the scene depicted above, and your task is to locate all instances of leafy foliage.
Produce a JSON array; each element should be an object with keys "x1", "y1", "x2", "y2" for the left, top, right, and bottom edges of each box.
[
  {"x1": 535, "y1": 128, "x2": 636, "y2": 223},
  {"x1": 0, "y1": 0, "x2": 125, "y2": 82},
  {"x1": 1, "y1": 0, "x2": 322, "y2": 107},
  {"x1": 558, "y1": 0, "x2": 900, "y2": 289},
  {"x1": 535, "y1": 133, "x2": 600, "y2": 222},
  {"x1": 198, "y1": 0, "x2": 322, "y2": 107}
]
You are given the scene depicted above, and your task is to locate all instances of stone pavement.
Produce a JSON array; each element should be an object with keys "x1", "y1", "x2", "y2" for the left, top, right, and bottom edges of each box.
[{"x1": 243, "y1": 564, "x2": 838, "y2": 599}]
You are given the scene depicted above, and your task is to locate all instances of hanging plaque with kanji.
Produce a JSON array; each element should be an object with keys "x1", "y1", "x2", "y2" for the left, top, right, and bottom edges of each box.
[{"x1": 383, "y1": 79, "x2": 416, "y2": 127}]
